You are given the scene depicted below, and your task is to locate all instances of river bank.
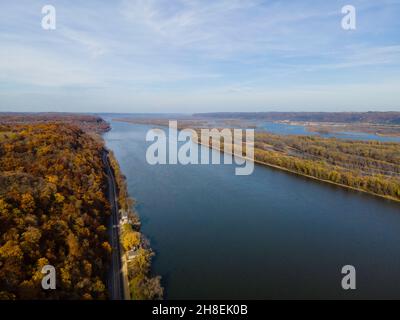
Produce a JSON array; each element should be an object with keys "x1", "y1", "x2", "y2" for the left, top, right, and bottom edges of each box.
[{"x1": 106, "y1": 150, "x2": 163, "y2": 300}]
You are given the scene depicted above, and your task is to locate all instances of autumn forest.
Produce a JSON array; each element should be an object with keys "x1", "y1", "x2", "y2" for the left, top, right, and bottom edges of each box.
[{"x1": 0, "y1": 118, "x2": 112, "y2": 299}]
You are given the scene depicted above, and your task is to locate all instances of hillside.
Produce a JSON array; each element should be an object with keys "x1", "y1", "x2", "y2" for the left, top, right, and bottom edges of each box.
[{"x1": 0, "y1": 123, "x2": 111, "y2": 299}]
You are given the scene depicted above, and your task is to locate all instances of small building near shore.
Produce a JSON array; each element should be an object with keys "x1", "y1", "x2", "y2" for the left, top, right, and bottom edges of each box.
[
  {"x1": 127, "y1": 248, "x2": 139, "y2": 261},
  {"x1": 119, "y1": 209, "x2": 130, "y2": 225}
]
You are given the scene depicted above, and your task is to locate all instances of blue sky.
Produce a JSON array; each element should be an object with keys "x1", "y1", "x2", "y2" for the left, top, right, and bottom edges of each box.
[{"x1": 0, "y1": 0, "x2": 399, "y2": 113}]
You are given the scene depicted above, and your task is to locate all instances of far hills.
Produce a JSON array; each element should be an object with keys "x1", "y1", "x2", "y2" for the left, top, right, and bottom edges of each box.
[{"x1": 193, "y1": 112, "x2": 400, "y2": 124}]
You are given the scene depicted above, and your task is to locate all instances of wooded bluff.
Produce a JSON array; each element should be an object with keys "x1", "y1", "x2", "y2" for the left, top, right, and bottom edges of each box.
[{"x1": 0, "y1": 122, "x2": 111, "y2": 299}]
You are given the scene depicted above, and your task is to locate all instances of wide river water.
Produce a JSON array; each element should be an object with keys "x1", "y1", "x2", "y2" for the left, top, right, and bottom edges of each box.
[{"x1": 103, "y1": 119, "x2": 400, "y2": 299}]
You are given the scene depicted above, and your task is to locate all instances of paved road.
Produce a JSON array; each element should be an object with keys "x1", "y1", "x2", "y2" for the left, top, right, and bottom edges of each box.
[{"x1": 102, "y1": 151, "x2": 124, "y2": 300}]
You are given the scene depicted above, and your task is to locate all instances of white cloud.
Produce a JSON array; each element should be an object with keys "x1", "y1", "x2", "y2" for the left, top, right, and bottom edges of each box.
[{"x1": 0, "y1": 0, "x2": 399, "y2": 112}]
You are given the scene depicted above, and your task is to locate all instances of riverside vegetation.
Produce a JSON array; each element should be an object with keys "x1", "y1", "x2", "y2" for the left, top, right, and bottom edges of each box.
[
  {"x1": 107, "y1": 152, "x2": 163, "y2": 300},
  {"x1": 253, "y1": 132, "x2": 400, "y2": 201}
]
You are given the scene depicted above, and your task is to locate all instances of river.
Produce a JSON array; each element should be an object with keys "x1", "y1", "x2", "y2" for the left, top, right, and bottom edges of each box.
[{"x1": 103, "y1": 119, "x2": 400, "y2": 299}]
